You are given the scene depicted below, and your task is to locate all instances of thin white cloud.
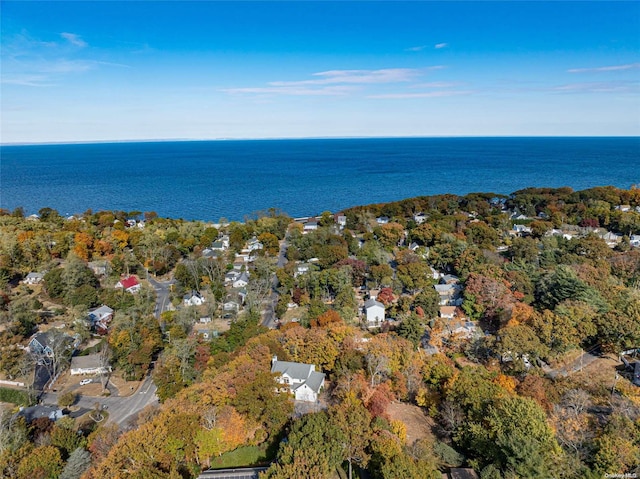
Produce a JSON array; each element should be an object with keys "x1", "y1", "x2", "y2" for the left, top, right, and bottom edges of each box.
[
  {"x1": 435, "y1": 43, "x2": 448, "y2": 49},
  {"x1": 269, "y1": 68, "x2": 423, "y2": 86},
  {"x1": 369, "y1": 90, "x2": 474, "y2": 99},
  {"x1": 223, "y1": 67, "x2": 449, "y2": 97},
  {"x1": 551, "y1": 81, "x2": 639, "y2": 93},
  {"x1": 411, "y1": 81, "x2": 460, "y2": 88},
  {"x1": 60, "y1": 32, "x2": 87, "y2": 48},
  {"x1": 1, "y1": 74, "x2": 53, "y2": 87},
  {"x1": 222, "y1": 85, "x2": 355, "y2": 96},
  {"x1": 405, "y1": 45, "x2": 427, "y2": 52},
  {"x1": 567, "y1": 63, "x2": 640, "y2": 74}
]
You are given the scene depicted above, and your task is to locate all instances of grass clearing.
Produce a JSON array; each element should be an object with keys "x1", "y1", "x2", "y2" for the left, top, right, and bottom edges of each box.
[
  {"x1": 0, "y1": 387, "x2": 35, "y2": 406},
  {"x1": 208, "y1": 445, "x2": 270, "y2": 469}
]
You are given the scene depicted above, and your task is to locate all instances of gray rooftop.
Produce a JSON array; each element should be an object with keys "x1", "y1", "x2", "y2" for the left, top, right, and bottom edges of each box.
[
  {"x1": 300, "y1": 370, "x2": 325, "y2": 393},
  {"x1": 271, "y1": 360, "x2": 313, "y2": 382},
  {"x1": 70, "y1": 353, "x2": 102, "y2": 370},
  {"x1": 364, "y1": 299, "x2": 384, "y2": 309}
]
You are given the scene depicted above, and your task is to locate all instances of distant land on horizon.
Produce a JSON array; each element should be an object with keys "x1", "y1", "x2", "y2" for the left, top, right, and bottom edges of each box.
[{"x1": 2, "y1": 135, "x2": 639, "y2": 147}]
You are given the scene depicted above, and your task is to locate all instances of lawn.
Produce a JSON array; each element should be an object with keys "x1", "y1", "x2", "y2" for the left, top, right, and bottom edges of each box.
[{"x1": 207, "y1": 445, "x2": 270, "y2": 469}]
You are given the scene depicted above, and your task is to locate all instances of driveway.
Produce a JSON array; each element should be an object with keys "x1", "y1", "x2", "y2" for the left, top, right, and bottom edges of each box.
[{"x1": 545, "y1": 346, "x2": 602, "y2": 379}]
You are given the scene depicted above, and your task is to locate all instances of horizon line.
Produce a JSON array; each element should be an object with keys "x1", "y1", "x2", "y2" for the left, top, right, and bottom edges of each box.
[{"x1": 2, "y1": 134, "x2": 639, "y2": 147}]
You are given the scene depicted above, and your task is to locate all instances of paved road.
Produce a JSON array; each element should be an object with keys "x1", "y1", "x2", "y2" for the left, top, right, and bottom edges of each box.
[
  {"x1": 148, "y1": 276, "x2": 176, "y2": 319},
  {"x1": 545, "y1": 346, "x2": 601, "y2": 379},
  {"x1": 40, "y1": 375, "x2": 158, "y2": 427},
  {"x1": 261, "y1": 237, "x2": 288, "y2": 329}
]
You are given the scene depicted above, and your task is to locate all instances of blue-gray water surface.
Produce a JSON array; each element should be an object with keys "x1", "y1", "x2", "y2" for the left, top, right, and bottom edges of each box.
[{"x1": 1, "y1": 137, "x2": 638, "y2": 221}]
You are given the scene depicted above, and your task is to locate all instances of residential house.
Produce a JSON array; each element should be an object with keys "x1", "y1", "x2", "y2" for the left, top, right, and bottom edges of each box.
[
  {"x1": 294, "y1": 263, "x2": 311, "y2": 277},
  {"x1": 192, "y1": 323, "x2": 217, "y2": 341},
  {"x1": 435, "y1": 283, "x2": 463, "y2": 306},
  {"x1": 303, "y1": 220, "x2": 318, "y2": 233},
  {"x1": 225, "y1": 270, "x2": 241, "y2": 284},
  {"x1": 246, "y1": 237, "x2": 263, "y2": 252},
  {"x1": 271, "y1": 356, "x2": 325, "y2": 402},
  {"x1": 408, "y1": 242, "x2": 420, "y2": 252},
  {"x1": 335, "y1": 213, "x2": 347, "y2": 229},
  {"x1": 211, "y1": 239, "x2": 227, "y2": 251},
  {"x1": 615, "y1": 205, "x2": 631, "y2": 212},
  {"x1": 364, "y1": 298, "x2": 385, "y2": 327},
  {"x1": 115, "y1": 276, "x2": 141, "y2": 294},
  {"x1": 70, "y1": 353, "x2": 111, "y2": 375},
  {"x1": 439, "y1": 306, "x2": 457, "y2": 320},
  {"x1": 88, "y1": 261, "x2": 109, "y2": 277},
  {"x1": 223, "y1": 300, "x2": 240, "y2": 312},
  {"x1": 512, "y1": 224, "x2": 532, "y2": 235},
  {"x1": 413, "y1": 212, "x2": 427, "y2": 224},
  {"x1": 29, "y1": 332, "x2": 55, "y2": 358},
  {"x1": 440, "y1": 274, "x2": 460, "y2": 285},
  {"x1": 201, "y1": 248, "x2": 220, "y2": 259},
  {"x1": 28, "y1": 331, "x2": 73, "y2": 359},
  {"x1": 88, "y1": 305, "x2": 114, "y2": 331},
  {"x1": 446, "y1": 320, "x2": 478, "y2": 340},
  {"x1": 510, "y1": 212, "x2": 529, "y2": 221},
  {"x1": 18, "y1": 405, "x2": 65, "y2": 423},
  {"x1": 233, "y1": 272, "x2": 250, "y2": 289},
  {"x1": 184, "y1": 291, "x2": 206, "y2": 307},
  {"x1": 599, "y1": 231, "x2": 622, "y2": 247},
  {"x1": 630, "y1": 235, "x2": 640, "y2": 248},
  {"x1": 234, "y1": 253, "x2": 250, "y2": 264},
  {"x1": 23, "y1": 272, "x2": 44, "y2": 285},
  {"x1": 376, "y1": 216, "x2": 390, "y2": 225}
]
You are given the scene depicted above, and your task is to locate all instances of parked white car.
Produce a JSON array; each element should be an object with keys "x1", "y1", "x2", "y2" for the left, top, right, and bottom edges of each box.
[{"x1": 79, "y1": 379, "x2": 92, "y2": 386}]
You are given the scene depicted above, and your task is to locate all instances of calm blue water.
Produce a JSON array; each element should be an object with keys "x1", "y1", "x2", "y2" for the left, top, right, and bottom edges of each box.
[{"x1": 1, "y1": 138, "x2": 638, "y2": 221}]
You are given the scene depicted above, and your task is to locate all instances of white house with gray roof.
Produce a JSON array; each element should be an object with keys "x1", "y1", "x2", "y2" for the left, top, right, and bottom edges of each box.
[
  {"x1": 364, "y1": 298, "x2": 385, "y2": 327},
  {"x1": 23, "y1": 272, "x2": 44, "y2": 285},
  {"x1": 271, "y1": 356, "x2": 325, "y2": 402}
]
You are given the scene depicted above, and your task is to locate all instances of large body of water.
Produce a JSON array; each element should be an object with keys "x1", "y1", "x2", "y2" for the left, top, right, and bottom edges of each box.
[{"x1": 1, "y1": 137, "x2": 638, "y2": 221}]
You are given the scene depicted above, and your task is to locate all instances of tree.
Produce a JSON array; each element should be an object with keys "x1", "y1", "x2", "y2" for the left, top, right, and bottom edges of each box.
[
  {"x1": 87, "y1": 423, "x2": 120, "y2": 462},
  {"x1": 535, "y1": 265, "x2": 607, "y2": 312},
  {"x1": 370, "y1": 264, "x2": 393, "y2": 288},
  {"x1": 258, "y1": 232, "x2": 279, "y2": 255},
  {"x1": 395, "y1": 313, "x2": 424, "y2": 348},
  {"x1": 50, "y1": 422, "x2": 87, "y2": 457},
  {"x1": 59, "y1": 447, "x2": 91, "y2": 479},
  {"x1": 265, "y1": 411, "x2": 344, "y2": 479},
  {"x1": 17, "y1": 445, "x2": 63, "y2": 479},
  {"x1": 465, "y1": 221, "x2": 499, "y2": 249},
  {"x1": 58, "y1": 391, "x2": 77, "y2": 408},
  {"x1": 461, "y1": 396, "x2": 561, "y2": 478},
  {"x1": 464, "y1": 272, "x2": 517, "y2": 324},
  {"x1": 329, "y1": 393, "x2": 372, "y2": 479},
  {"x1": 413, "y1": 288, "x2": 439, "y2": 319},
  {"x1": 396, "y1": 262, "x2": 431, "y2": 294},
  {"x1": 375, "y1": 223, "x2": 405, "y2": 248}
]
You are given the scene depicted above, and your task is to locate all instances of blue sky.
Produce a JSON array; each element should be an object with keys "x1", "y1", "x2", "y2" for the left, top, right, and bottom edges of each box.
[{"x1": 1, "y1": 1, "x2": 639, "y2": 143}]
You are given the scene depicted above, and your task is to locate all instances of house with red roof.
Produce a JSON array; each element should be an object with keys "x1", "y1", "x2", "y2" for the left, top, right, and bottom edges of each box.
[{"x1": 115, "y1": 275, "x2": 141, "y2": 294}]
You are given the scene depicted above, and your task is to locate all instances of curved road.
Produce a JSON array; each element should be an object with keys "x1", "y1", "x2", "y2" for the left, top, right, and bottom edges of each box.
[
  {"x1": 261, "y1": 237, "x2": 288, "y2": 329},
  {"x1": 40, "y1": 375, "x2": 158, "y2": 427},
  {"x1": 148, "y1": 276, "x2": 176, "y2": 319}
]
